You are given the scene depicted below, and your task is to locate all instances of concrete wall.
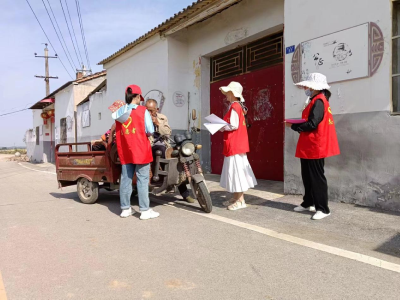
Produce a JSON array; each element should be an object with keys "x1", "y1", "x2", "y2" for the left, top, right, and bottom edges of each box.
[
  {"x1": 77, "y1": 87, "x2": 110, "y2": 143},
  {"x1": 54, "y1": 77, "x2": 105, "y2": 148},
  {"x1": 27, "y1": 106, "x2": 55, "y2": 163},
  {"x1": 104, "y1": 35, "x2": 168, "y2": 116},
  {"x1": 25, "y1": 128, "x2": 35, "y2": 161},
  {"x1": 168, "y1": 0, "x2": 285, "y2": 171},
  {"x1": 54, "y1": 84, "x2": 75, "y2": 146},
  {"x1": 284, "y1": 0, "x2": 400, "y2": 211}
]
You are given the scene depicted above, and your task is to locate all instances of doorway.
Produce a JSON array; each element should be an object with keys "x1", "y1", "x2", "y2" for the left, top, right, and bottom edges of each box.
[{"x1": 209, "y1": 32, "x2": 284, "y2": 181}]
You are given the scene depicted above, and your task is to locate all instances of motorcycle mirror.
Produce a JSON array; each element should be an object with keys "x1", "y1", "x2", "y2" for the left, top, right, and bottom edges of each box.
[{"x1": 192, "y1": 109, "x2": 197, "y2": 120}]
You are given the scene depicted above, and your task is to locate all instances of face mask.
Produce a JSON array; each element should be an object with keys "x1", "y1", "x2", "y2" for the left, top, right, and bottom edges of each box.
[{"x1": 305, "y1": 89, "x2": 313, "y2": 97}]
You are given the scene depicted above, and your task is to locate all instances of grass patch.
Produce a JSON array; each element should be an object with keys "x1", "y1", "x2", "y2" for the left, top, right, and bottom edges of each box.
[{"x1": 0, "y1": 149, "x2": 27, "y2": 155}]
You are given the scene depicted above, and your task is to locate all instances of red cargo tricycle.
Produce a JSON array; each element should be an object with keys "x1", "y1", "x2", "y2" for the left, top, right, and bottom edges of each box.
[{"x1": 55, "y1": 133, "x2": 212, "y2": 213}]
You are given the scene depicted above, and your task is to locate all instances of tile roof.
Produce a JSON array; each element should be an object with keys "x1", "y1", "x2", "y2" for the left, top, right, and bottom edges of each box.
[
  {"x1": 98, "y1": 0, "x2": 226, "y2": 65},
  {"x1": 75, "y1": 70, "x2": 106, "y2": 83},
  {"x1": 29, "y1": 70, "x2": 107, "y2": 110}
]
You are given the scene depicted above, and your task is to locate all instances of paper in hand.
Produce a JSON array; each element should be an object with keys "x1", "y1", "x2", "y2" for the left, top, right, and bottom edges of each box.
[
  {"x1": 108, "y1": 100, "x2": 125, "y2": 112},
  {"x1": 285, "y1": 118, "x2": 307, "y2": 124},
  {"x1": 204, "y1": 114, "x2": 232, "y2": 135}
]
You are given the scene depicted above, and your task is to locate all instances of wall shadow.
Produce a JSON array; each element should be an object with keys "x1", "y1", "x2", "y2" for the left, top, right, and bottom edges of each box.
[{"x1": 374, "y1": 233, "x2": 400, "y2": 259}]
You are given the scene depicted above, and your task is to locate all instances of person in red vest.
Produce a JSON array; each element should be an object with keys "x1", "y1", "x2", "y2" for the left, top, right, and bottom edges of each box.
[
  {"x1": 111, "y1": 85, "x2": 160, "y2": 220},
  {"x1": 286, "y1": 73, "x2": 340, "y2": 220},
  {"x1": 219, "y1": 81, "x2": 257, "y2": 210}
]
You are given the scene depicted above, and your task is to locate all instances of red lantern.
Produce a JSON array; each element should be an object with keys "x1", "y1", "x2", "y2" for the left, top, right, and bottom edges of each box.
[
  {"x1": 47, "y1": 109, "x2": 55, "y2": 117},
  {"x1": 41, "y1": 112, "x2": 50, "y2": 124}
]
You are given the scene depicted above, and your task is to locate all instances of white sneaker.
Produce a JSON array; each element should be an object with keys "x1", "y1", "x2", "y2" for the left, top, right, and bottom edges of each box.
[
  {"x1": 140, "y1": 209, "x2": 160, "y2": 220},
  {"x1": 120, "y1": 207, "x2": 133, "y2": 218},
  {"x1": 294, "y1": 205, "x2": 316, "y2": 212},
  {"x1": 228, "y1": 200, "x2": 247, "y2": 211},
  {"x1": 223, "y1": 198, "x2": 236, "y2": 206},
  {"x1": 312, "y1": 211, "x2": 331, "y2": 220}
]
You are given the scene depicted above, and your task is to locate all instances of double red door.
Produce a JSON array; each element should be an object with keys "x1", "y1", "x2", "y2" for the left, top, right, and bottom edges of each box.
[{"x1": 210, "y1": 64, "x2": 284, "y2": 181}]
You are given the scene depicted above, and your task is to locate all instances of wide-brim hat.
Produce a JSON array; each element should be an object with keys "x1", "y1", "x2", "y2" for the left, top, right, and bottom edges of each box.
[
  {"x1": 220, "y1": 81, "x2": 245, "y2": 102},
  {"x1": 295, "y1": 73, "x2": 331, "y2": 90}
]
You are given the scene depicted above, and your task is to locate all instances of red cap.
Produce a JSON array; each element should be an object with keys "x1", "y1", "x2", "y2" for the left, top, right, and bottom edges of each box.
[{"x1": 125, "y1": 84, "x2": 144, "y2": 101}]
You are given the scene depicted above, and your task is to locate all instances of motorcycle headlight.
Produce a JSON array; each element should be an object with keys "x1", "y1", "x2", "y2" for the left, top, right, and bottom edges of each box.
[{"x1": 181, "y1": 142, "x2": 195, "y2": 156}]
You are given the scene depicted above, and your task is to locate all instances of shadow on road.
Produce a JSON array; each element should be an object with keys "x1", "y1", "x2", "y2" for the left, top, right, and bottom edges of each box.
[
  {"x1": 210, "y1": 190, "x2": 297, "y2": 212},
  {"x1": 49, "y1": 189, "x2": 198, "y2": 217}
]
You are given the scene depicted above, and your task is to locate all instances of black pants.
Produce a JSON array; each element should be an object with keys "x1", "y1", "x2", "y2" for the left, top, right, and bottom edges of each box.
[
  {"x1": 300, "y1": 158, "x2": 330, "y2": 214},
  {"x1": 152, "y1": 144, "x2": 189, "y2": 199}
]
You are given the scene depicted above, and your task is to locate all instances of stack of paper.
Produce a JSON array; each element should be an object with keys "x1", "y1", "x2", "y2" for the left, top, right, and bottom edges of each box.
[{"x1": 204, "y1": 114, "x2": 233, "y2": 135}]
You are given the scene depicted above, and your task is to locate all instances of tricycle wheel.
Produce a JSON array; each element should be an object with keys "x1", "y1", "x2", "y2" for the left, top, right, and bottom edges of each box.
[
  {"x1": 194, "y1": 181, "x2": 212, "y2": 213},
  {"x1": 77, "y1": 178, "x2": 99, "y2": 204}
]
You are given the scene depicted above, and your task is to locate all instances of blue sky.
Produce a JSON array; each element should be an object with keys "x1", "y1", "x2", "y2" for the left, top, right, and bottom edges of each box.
[{"x1": 0, "y1": 0, "x2": 194, "y2": 147}]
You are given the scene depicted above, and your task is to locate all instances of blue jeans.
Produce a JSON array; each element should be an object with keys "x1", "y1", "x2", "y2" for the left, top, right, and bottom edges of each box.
[{"x1": 120, "y1": 163, "x2": 150, "y2": 212}]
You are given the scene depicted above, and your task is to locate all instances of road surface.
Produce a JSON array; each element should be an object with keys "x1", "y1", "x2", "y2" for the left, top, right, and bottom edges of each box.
[{"x1": 1, "y1": 159, "x2": 400, "y2": 299}]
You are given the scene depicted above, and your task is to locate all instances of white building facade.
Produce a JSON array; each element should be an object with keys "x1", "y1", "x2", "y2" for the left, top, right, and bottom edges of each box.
[
  {"x1": 28, "y1": 72, "x2": 106, "y2": 162},
  {"x1": 94, "y1": 0, "x2": 399, "y2": 211}
]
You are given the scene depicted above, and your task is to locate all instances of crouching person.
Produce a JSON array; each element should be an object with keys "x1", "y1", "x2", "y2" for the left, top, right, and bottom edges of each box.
[{"x1": 112, "y1": 84, "x2": 160, "y2": 220}]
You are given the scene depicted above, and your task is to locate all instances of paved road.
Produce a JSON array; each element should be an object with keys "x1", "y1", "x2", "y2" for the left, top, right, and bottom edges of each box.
[{"x1": 1, "y1": 159, "x2": 400, "y2": 300}]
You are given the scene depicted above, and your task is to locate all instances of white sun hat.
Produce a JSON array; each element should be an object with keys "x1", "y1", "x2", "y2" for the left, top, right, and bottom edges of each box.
[
  {"x1": 295, "y1": 73, "x2": 331, "y2": 90},
  {"x1": 220, "y1": 81, "x2": 245, "y2": 102}
]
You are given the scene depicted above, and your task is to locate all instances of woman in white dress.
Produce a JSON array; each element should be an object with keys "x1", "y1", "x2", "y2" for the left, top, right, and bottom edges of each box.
[{"x1": 219, "y1": 82, "x2": 257, "y2": 210}]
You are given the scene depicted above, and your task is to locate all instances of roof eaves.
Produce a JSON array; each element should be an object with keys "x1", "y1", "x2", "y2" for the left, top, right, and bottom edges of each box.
[
  {"x1": 29, "y1": 81, "x2": 73, "y2": 109},
  {"x1": 75, "y1": 70, "x2": 106, "y2": 83},
  {"x1": 77, "y1": 79, "x2": 107, "y2": 106},
  {"x1": 98, "y1": 0, "x2": 216, "y2": 65}
]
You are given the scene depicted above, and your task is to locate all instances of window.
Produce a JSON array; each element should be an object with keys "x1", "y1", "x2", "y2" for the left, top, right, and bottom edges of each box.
[
  {"x1": 35, "y1": 126, "x2": 39, "y2": 145},
  {"x1": 393, "y1": 1, "x2": 400, "y2": 113},
  {"x1": 210, "y1": 32, "x2": 283, "y2": 82}
]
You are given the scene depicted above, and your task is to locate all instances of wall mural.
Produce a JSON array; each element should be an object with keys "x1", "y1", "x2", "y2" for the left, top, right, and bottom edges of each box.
[{"x1": 290, "y1": 22, "x2": 384, "y2": 84}]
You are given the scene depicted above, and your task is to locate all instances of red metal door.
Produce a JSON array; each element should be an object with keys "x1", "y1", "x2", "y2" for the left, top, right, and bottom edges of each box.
[{"x1": 210, "y1": 64, "x2": 284, "y2": 181}]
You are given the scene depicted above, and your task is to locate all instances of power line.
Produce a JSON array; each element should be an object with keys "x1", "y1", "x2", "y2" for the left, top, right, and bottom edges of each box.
[
  {"x1": 65, "y1": 0, "x2": 84, "y2": 67},
  {"x1": 75, "y1": 0, "x2": 91, "y2": 71},
  {"x1": 0, "y1": 109, "x2": 29, "y2": 117},
  {"x1": 59, "y1": 0, "x2": 81, "y2": 69},
  {"x1": 24, "y1": 0, "x2": 73, "y2": 79},
  {"x1": 40, "y1": 0, "x2": 77, "y2": 71},
  {"x1": 45, "y1": 0, "x2": 78, "y2": 70}
]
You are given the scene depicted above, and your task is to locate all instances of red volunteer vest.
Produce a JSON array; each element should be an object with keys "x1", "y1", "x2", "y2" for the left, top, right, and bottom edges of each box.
[
  {"x1": 116, "y1": 106, "x2": 153, "y2": 165},
  {"x1": 223, "y1": 102, "x2": 250, "y2": 157},
  {"x1": 295, "y1": 93, "x2": 340, "y2": 159}
]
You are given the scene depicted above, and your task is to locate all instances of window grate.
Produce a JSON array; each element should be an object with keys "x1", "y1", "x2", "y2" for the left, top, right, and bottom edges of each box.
[{"x1": 211, "y1": 32, "x2": 283, "y2": 82}]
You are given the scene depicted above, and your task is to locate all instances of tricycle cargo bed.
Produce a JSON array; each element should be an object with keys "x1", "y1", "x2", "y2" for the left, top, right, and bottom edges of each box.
[{"x1": 55, "y1": 142, "x2": 120, "y2": 187}]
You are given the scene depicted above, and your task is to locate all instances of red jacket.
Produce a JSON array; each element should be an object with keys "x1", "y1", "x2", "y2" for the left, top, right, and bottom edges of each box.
[
  {"x1": 223, "y1": 102, "x2": 250, "y2": 157},
  {"x1": 116, "y1": 106, "x2": 153, "y2": 165},
  {"x1": 296, "y1": 93, "x2": 340, "y2": 159}
]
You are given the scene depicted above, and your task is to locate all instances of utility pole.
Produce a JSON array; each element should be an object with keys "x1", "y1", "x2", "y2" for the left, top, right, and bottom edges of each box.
[{"x1": 35, "y1": 43, "x2": 58, "y2": 96}]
